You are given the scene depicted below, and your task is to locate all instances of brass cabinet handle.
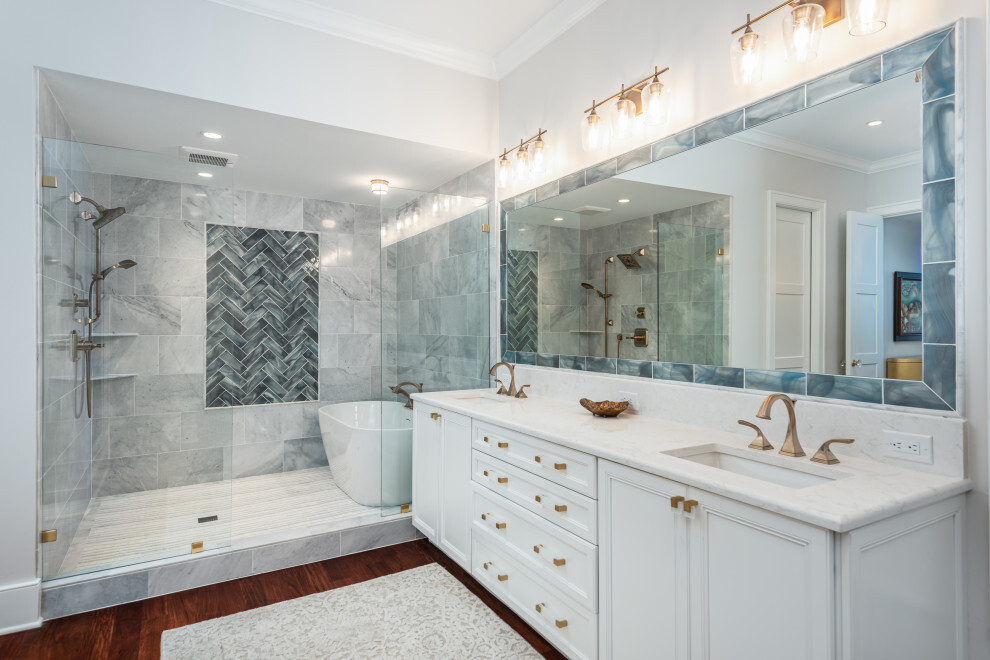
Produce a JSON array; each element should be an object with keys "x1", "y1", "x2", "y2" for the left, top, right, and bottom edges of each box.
[
  {"x1": 534, "y1": 494, "x2": 543, "y2": 503},
  {"x1": 495, "y1": 521, "x2": 506, "y2": 529},
  {"x1": 483, "y1": 470, "x2": 489, "y2": 477},
  {"x1": 481, "y1": 513, "x2": 490, "y2": 521},
  {"x1": 683, "y1": 499, "x2": 699, "y2": 513},
  {"x1": 553, "y1": 557, "x2": 566, "y2": 567},
  {"x1": 670, "y1": 496, "x2": 685, "y2": 509},
  {"x1": 554, "y1": 462, "x2": 566, "y2": 470},
  {"x1": 483, "y1": 562, "x2": 491, "y2": 570},
  {"x1": 533, "y1": 544, "x2": 542, "y2": 553},
  {"x1": 497, "y1": 476, "x2": 508, "y2": 484},
  {"x1": 430, "y1": 412, "x2": 442, "y2": 420},
  {"x1": 498, "y1": 573, "x2": 508, "y2": 581},
  {"x1": 554, "y1": 504, "x2": 567, "y2": 513},
  {"x1": 555, "y1": 619, "x2": 568, "y2": 629},
  {"x1": 534, "y1": 455, "x2": 541, "y2": 463},
  {"x1": 535, "y1": 603, "x2": 544, "y2": 613},
  {"x1": 497, "y1": 441, "x2": 509, "y2": 449}
]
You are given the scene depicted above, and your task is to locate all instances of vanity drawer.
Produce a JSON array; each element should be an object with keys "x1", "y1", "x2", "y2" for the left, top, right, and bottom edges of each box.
[
  {"x1": 474, "y1": 422, "x2": 596, "y2": 498},
  {"x1": 473, "y1": 451, "x2": 597, "y2": 544},
  {"x1": 472, "y1": 483, "x2": 598, "y2": 611},
  {"x1": 473, "y1": 531, "x2": 597, "y2": 660}
]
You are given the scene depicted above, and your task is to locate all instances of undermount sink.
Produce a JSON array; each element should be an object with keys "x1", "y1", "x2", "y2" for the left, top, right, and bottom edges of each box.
[{"x1": 664, "y1": 444, "x2": 849, "y2": 489}]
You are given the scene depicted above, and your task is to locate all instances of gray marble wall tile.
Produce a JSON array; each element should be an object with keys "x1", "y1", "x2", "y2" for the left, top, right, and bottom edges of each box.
[
  {"x1": 92, "y1": 378, "x2": 136, "y2": 419},
  {"x1": 922, "y1": 262, "x2": 955, "y2": 344},
  {"x1": 922, "y1": 96, "x2": 955, "y2": 183},
  {"x1": 883, "y1": 379, "x2": 951, "y2": 411},
  {"x1": 695, "y1": 110, "x2": 744, "y2": 146},
  {"x1": 883, "y1": 30, "x2": 951, "y2": 80},
  {"x1": 181, "y1": 297, "x2": 206, "y2": 336},
  {"x1": 617, "y1": 359, "x2": 652, "y2": 378},
  {"x1": 157, "y1": 447, "x2": 226, "y2": 488},
  {"x1": 303, "y1": 198, "x2": 357, "y2": 234},
  {"x1": 42, "y1": 571, "x2": 149, "y2": 619},
  {"x1": 251, "y1": 532, "x2": 341, "y2": 574},
  {"x1": 134, "y1": 258, "x2": 205, "y2": 297},
  {"x1": 104, "y1": 215, "x2": 160, "y2": 257},
  {"x1": 320, "y1": 366, "x2": 382, "y2": 402},
  {"x1": 653, "y1": 362, "x2": 693, "y2": 382},
  {"x1": 243, "y1": 191, "x2": 304, "y2": 230},
  {"x1": 354, "y1": 301, "x2": 383, "y2": 334},
  {"x1": 159, "y1": 335, "x2": 205, "y2": 375},
  {"x1": 181, "y1": 409, "x2": 233, "y2": 449},
  {"x1": 147, "y1": 550, "x2": 253, "y2": 597},
  {"x1": 92, "y1": 455, "x2": 157, "y2": 497},
  {"x1": 109, "y1": 295, "x2": 181, "y2": 335},
  {"x1": 806, "y1": 57, "x2": 882, "y2": 106},
  {"x1": 585, "y1": 159, "x2": 617, "y2": 185},
  {"x1": 806, "y1": 374, "x2": 883, "y2": 404},
  {"x1": 182, "y1": 184, "x2": 235, "y2": 224},
  {"x1": 135, "y1": 374, "x2": 204, "y2": 415},
  {"x1": 744, "y1": 369, "x2": 806, "y2": 395},
  {"x1": 160, "y1": 218, "x2": 206, "y2": 259},
  {"x1": 694, "y1": 365, "x2": 744, "y2": 388},
  {"x1": 100, "y1": 335, "x2": 159, "y2": 377},
  {"x1": 617, "y1": 145, "x2": 652, "y2": 174},
  {"x1": 923, "y1": 343, "x2": 956, "y2": 409},
  {"x1": 283, "y1": 436, "x2": 328, "y2": 471},
  {"x1": 321, "y1": 267, "x2": 379, "y2": 301},
  {"x1": 652, "y1": 130, "x2": 694, "y2": 162},
  {"x1": 320, "y1": 300, "x2": 355, "y2": 334},
  {"x1": 558, "y1": 170, "x2": 586, "y2": 196},
  {"x1": 745, "y1": 87, "x2": 805, "y2": 128},
  {"x1": 339, "y1": 519, "x2": 418, "y2": 555},
  {"x1": 232, "y1": 440, "x2": 283, "y2": 478},
  {"x1": 106, "y1": 413, "x2": 181, "y2": 457},
  {"x1": 922, "y1": 179, "x2": 955, "y2": 262},
  {"x1": 110, "y1": 175, "x2": 181, "y2": 219},
  {"x1": 922, "y1": 29, "x2": 955, "y2": 102},
  {"x1": 337, "y1": 334, "x2": 381, "y2": 367}
]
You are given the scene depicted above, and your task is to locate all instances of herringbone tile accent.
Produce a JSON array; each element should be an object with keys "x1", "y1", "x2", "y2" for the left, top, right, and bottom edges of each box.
[
  {"x1": 507, "y1": 249, "x2": 538, "y2": 352},
  {"x1": 206, "y1": 225, "x2": 319, "y2": 407}
]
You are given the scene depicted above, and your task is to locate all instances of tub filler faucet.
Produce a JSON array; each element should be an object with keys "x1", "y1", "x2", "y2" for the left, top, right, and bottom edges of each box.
[{"x1": 391, "y1": 382, "x2": 423, "y2": 409}]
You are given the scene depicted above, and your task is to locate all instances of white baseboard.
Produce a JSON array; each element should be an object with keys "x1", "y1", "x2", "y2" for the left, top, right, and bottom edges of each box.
[{"x1": 0, "y1": 578, "x2": 41, "y2": 634}]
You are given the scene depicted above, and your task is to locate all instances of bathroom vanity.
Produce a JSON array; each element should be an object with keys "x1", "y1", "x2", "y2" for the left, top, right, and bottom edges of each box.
[{"x1": 411, "y1": 391, "x2": 969, "y2": 660}]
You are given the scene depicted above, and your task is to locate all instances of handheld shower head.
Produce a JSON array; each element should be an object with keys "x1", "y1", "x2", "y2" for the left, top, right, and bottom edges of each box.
[
  {"x1": 581, "y1": 282, "x2": 609, "y2": 299},
  {"x1": 99, "y1": 260, "x2": 137, "y2": 279}
]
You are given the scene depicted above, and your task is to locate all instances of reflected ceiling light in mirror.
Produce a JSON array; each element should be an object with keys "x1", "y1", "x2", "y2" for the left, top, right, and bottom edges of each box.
[
  {"x1": 867, "y1": 119, "x2": 884, "y2": 127},
  {"x1": 431, "y1": 195, "x2": 439, "y2": 215},
  {"x1": 846, "y1": 0, "x2": 888, "y2": 36},
  {"x1": 201, "y1": 131, "x2": 223, "y2": 140},
  {"x1": 554, "y1": 217, "x2": 564, "y2": 222},
  {"x1": 783, "y1": 1, "x2": 826, "y2": 62},
  {"x1": 371, "y1": 179, "x2": 389, "y2": 195},
  {"x1": 197, "y1": 171, "x2": 213, "y2": 178},
  {"x1": 617, "y1": 198, "x2": 631, "y2": 204},
  {"x1": 730, "y1": 14, "x2": 765, "y2": 85}
]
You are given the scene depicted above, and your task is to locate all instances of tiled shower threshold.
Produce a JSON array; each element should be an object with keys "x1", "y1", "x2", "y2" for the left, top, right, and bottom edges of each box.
[{"x1": 42, "y1": 467, "x2": 420, "y2": 620}]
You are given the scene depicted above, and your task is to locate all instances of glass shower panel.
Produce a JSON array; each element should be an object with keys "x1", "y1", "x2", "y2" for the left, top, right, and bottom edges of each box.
[
  {"x1": 39, "y1": 139, "x2": 235, "y2": 579},
  {"x1": 379, "y1": 189, "x2": 492, "y2": 517}
]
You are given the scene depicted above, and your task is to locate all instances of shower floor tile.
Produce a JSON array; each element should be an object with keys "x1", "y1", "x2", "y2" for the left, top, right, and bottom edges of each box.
[{"x1": 58, "y1": 467, "x2": 386, "y2": 577}]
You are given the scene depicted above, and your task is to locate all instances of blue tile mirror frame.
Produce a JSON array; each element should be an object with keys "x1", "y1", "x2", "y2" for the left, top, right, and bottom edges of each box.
[{"x1": 499, "y1": 25, "x2": 961, "y2": 414}]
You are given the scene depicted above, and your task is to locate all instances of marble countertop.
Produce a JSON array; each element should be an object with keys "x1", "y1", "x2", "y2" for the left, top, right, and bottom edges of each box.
[{"x1": 413, "y1": 390, "x2": 971, "y2": 533}]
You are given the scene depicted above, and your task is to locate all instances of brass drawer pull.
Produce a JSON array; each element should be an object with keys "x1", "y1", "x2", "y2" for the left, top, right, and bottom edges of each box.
[
  {"x1": 670, "y1": 496, "x2": 685, "y2": 509},
  {"x1": 497, "y1": 441, "x2": 509, "y2": 449},
  {"x1": 495, "y1": 522, "x2": 507, "y2": 530},
  {"x1": 535, "y1": 603, "x2": 545, "y2": 613},
  {"x1": 498, "y1": 573, "x2": 508, "y2": 581},
  {"x1": 497, "y1": 476, "x2": 508, "y2": 484},
  {"x1": 481, "y1": 513, "x2": 490, "y2": 521},
  {"x1": 554, "y1": 504, "x2": 567, "y2": 513},
  {"x1": 483, "y1": 562, "x2": 492, "y2": 570},
  {"x1": 553, "y1": 557, "x2": 566, "y2": 567},
  {"x1": 430, "y1": 412, "x2": 442, "y2": 420},
  {"x1": 554, "y1": 462, "x2": 566, "y2": 470},
  {"x1": 534, "y1": 455, "x2": 541, "y2": 463},
  {"x1": 555, "y1": 619, "x2": 568, "y2": 629},
  {"x1": 483, "y1": 436, "x2": 490, "y2": 443},
  {"x1": 534, "y1": 494, "x2": 542, "y2": 503},
  {"x1": 483, "y1": 470, "x2": 489, "y2": 477},
  {"x1": 533, "y1": 544, "x2": 541, "y2": 553},
  {"x1": 683, "y1": 499, "x2": 698, "y2": 513}
]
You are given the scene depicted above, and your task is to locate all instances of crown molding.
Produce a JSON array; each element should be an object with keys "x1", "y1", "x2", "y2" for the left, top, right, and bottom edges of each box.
[
  {"x1": 206, "y1": 0, "x2": 497, "y2": 78},
  {"x1": 729, "y1": 129, "x2": 922, "y2": 175}
]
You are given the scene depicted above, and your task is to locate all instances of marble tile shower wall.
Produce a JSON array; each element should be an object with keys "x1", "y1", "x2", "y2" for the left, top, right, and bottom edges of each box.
[
  {"x1": 89, "y1": 175, "x2": 382, "y2": 497},
  {"x1": 38, "y1": 76, "x2": 99, "y2": 577}
]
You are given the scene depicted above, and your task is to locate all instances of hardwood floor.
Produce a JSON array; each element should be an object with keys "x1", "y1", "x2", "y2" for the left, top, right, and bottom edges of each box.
[{"x1": 1, "y1": 539, "x2": 565, "y2": 660}]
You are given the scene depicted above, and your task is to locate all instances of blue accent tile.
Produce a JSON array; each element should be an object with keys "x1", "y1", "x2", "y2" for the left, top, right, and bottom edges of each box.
[
  {"x1": 585, "y1": 159, "x2": 617, "y2": 185},
  {"x1": 536, "y1": 353, "x2": 560, "y2": 368},
  {"x1": 586, "y1": 356, "x2": 617, "y2": 374},
  {"x1": 695, "y1": 110, "x2": 744, "y2": 146},
  {"x1": 534, "y1": 180, "x2": 559, "y2": 203},
  {"x1": 616, "y1": 145, "x2": 652, "y2": 174},
  {"x1": 923, "y1": 96, "x2": 955, "y2": 183},
  {"x1": 883, "y1": 30, "x2": 952, "y2": 80},
  {"x1": 745, "y1": 87, "x2": 805, "y2": 129},
  {"x1": 807, "y1": 374, "x2": 883, "y2": 404},
  {"x1": 617, "y1": 359, "x2": 652, "y2": 378},
  {"x1": 923, "y1": 343, "x2": 956, "y2": 409},
  {"x1": 923, "y1": 262, "x2": 955, "y2": 344},
  {"x1": 923, "y1": 180, "x2": 955, "y2": 263},
  {"x1": 502, "y1": 350, "x2": 517, "y2": 363},
  {"x1": 499, "y1": 334, "x2": 506, "y2": 357},
  {"x1": 559, "y1": 354, "x2": 587, "y2": 371},
  {"x1": 694, "y1": 365, "x2": 744, "y2": 388},
  {"x1": 499, "y1": 229, "x2": 507, "y2": 265},
  {"x1": 516, "y1": 352, "x2": 537, "y2": 366},
  {"x1": 506, "y1": 250, "x2": 538, "y2": 352},
  {"x1": 499, "y1": 264, "x2": 507, "y2": 296},
  {"x1": 515, "y1": 189, "x2": 536, "y2": 208},
  {"x1": 652, "y1": 130, "x2": 694, "y2": 162},
  {"x1": 653, "y1": 362, "x2": 694, "y2": 383},
  {"x1": 499, "y1": 299, "x2": 506, "y2": 335},
  {"x1": 558, "y1": 170, "x2": 585, "y2": 195},
  {"x1": 922, "y1": 29, "x2": 955, "y2": 101},
  {"x1": 883, "y1": 379, "x2": 951, "y2": 411},
  {"x1": 500, "y1": 197, "x2": 515, "y2": 212},
  {"x1": 806, "y1": 57, "x2": 882, "y2": 106},
  {"x1": 744, "y1": 369, "x2": 806, "y2": 395}
]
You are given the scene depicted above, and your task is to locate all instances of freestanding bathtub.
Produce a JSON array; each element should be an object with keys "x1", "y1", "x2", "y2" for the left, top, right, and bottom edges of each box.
[{"x1": 318, "y1": 401, "x2": 413, "y2": 507}]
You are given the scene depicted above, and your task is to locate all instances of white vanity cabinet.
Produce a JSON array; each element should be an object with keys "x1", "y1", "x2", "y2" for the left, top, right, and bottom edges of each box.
[{"x1": 411, "y1": 403, "x2": 472, "y2": 570}]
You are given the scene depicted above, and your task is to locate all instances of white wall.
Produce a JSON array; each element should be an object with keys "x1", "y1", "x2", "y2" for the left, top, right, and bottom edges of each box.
[
  {"x1": 499, "y1": 1, "x2": 988, "y2": 656},
  {"x1": 0, "y1": 0, "x2": 497, "y2": 632}
]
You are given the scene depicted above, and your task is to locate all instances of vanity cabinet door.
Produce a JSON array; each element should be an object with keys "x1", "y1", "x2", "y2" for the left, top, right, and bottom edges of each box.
[
  {"x1": 686, "y1": 488, "x2": 832, "y2": 660},
  {"x1": 599, "y1": 461, "x2": 689, "y2": 660},
  {"x1": 412, "y1": 404, "x2": 440, "y2": 543},
  {"x1": 438, "y1": 410, "x2": 472, "y2": 570}
]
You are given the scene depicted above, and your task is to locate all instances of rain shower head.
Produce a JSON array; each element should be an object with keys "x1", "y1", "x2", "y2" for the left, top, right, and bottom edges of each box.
[
  {"x1": 616, "y1": 249, "x2": 646, "y2": 269},
  {"x1": 99, "y1": 259, "x2": 137, "y2": 279},
  {"x1": 70, "y1": 192, "x2": 126, "y2": 229}
]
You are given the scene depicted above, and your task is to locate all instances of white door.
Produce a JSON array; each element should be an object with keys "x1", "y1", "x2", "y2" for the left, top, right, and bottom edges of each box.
[
  {"x1": 845, "y1": 211, "x2": 884, "y2": 377},
  {"x1": 771, "y1": 206, "x2": 813, "y2": 371},
  {"x1": 688, "y1": 488, "x2": 832, "y2": 660},
  {"x1": 411, "y1": 405, "x2": 439, "y2": 543},
  {"x1": 438, "y1": 411, "x2": 472, "y2": 570},
  {"x1": 599, "y1": 461, "x2": 689, "y2": 660}
]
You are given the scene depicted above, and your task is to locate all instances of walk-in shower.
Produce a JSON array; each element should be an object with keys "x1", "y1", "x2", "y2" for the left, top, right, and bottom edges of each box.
[{"x1": 582, "y1": 256, "x2": 615, "y2": 356}]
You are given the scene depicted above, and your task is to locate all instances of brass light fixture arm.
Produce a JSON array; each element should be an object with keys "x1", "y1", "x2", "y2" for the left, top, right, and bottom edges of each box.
[
  {"x1": 500, "y1": 128, "x2": 548, "y2": 159},
  {"x1": 731, "y1": 0, "x2": 843, "y2": 35},
  {"x1": 583, "y1": 66, "x2": 670, "y2": 114}
]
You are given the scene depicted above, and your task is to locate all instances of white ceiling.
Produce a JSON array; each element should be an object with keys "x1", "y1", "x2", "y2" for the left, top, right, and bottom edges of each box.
[
  {"x1": 44, "y1": 70, "x2": 488, "y2": 207},
  {"x1": 205, "y1": 0, "x2": 607, "y2": 78}
]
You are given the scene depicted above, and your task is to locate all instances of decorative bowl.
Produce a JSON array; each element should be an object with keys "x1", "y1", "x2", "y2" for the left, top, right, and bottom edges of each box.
[{"x1": 580, "y1": 398, "x2": 629, "y2": 418}]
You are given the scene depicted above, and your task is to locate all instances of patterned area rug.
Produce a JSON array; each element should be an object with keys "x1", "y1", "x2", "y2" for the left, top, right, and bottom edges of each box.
[{"x1": 161, "y1": 564, "x2": 540, "y2": 659}]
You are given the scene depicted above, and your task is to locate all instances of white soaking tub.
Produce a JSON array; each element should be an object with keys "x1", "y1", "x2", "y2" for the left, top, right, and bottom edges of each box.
[{"x1": 318, "y1": 401, "x2": 413, "y2": 507}]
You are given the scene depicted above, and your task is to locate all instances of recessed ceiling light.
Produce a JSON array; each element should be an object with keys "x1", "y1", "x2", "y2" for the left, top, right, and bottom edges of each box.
[
  {"x1": 617, "y1": 198, "x2": 631, "y2": 204},
  {"x1": 554, "y1": 217, "x2": 564, "y2": 222},
  {"x1": 197, "y1": 171, "x2": 213, "y2": 178},
  {"x1": 201, "y1": 131, "x2": 223, "y2": 140},
  {"x1": 866, "y1": 120, "x2": 884, "y2": 127}
]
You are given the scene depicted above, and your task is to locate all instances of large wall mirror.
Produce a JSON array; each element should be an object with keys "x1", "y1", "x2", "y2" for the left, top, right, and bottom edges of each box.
[{"x1": 501, "y1": 27, "x2": 959, "y2": 412}]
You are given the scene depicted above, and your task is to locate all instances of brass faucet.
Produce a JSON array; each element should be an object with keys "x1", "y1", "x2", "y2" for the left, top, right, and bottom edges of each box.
[
  {"x1": 390, "y1": 382, "x2": 423, "y2": 409},
  {"x1": 490, "y1": 362, "x2": 529, "y2": 398},
  {"x1": 756, "y1": 393, "x2": 805, "y2": 457}
]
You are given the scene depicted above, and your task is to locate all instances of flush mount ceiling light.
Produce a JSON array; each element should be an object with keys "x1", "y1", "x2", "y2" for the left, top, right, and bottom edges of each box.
[
  {"x1": 617, "y1": 198, "x2": 631, "y2": 204},
  {"x1": 867, "y1": 119, "x2": 884, "y2": 127},
  {"x1": 846, "y1": 0, "x2": 889, "y2": 36},
  {"x1": 497, "y1": 129, "x2": 549, "y2": 188},
  {"x1": 582, "y1": 65, "x2": 670, "y2": 153},
  {"x1": 371, "y1": 179, "x2": 389, "y2": 195},
  {"x1": 201, "y1": 131, "x2": 223, "y2": 140},
  {"x1": 197, "y1": 171, "x2": 213, "y2": 178},
  {"x1": 554, "y1": 217, "x2": 564, "y2": 222}
]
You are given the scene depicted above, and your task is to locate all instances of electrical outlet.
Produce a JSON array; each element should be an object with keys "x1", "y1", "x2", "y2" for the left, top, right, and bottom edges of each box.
[
  {"x1": 882, "y1": 430, "x2": 933, "y2": 464},
  {"x1": 618, "y1": 391, "x2": 638, "y2": 410}
]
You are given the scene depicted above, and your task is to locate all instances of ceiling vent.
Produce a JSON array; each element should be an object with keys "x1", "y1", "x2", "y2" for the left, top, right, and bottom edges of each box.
[
  {"x1": 179, "y1": 146, "x2": 239, "y2": 168},
  {"x1": 570, "y1": 205, "x2": 611, "y2": 215}
]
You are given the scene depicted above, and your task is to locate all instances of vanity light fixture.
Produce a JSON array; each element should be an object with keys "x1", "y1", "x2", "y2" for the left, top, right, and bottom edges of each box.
[
  {"x1": 730, "y1": 13, "x2": 766, "y2": 85},
  {"x1": 197, "y1": 171, "x2": 213, "y2": 178},
  {"x1": 371, "y1": 179, "x2": 389, "y2": 195},
  {"x1": 581, "y1": 66, "x2": 670, "y2": 152},
  {"x1": 846, "y1": 0, "x2": 888, "y2": 36},
  {"x1": 782, "y1": 1, "x2": 826, "y2": 63},
  {"x1": 497, "y1": 129, "x2": 549, "y2": 188},
  {"x1": 201, "y1": 131, "x2": 223, "y2": 140}
]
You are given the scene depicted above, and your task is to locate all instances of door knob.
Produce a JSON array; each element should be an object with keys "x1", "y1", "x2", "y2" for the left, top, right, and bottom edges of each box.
[{"x1": 850, "y1": 359, "x2": 861, "y2": 366}]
